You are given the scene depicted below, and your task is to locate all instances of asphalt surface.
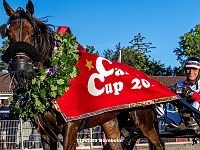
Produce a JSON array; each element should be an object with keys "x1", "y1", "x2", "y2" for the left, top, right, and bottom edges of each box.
[{"x1": 76, "y1": 142, "x2": 200, "y2": 150}]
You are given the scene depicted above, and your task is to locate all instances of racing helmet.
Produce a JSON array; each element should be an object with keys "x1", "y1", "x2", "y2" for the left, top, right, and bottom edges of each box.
[{"x1": 184, "y1": 56, "x2": 200, "y2": 69}]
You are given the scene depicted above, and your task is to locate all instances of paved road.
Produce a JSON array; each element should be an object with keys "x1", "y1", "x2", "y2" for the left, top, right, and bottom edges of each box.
[
  {"x1": 76, "y1": 142, "x2": 200, "y2": 150},
  {"x1": 133, "y1": 142, "x2": 200, "y2": 150}
]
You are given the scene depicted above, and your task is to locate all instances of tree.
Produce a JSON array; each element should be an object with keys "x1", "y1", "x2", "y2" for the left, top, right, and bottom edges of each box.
[
  {"x1": 174, "y1": 24, "x2": 200, "y2": 66},
  {"x1": 129, "y1": 33, "x2": 156, "y2": 54},
  {"x1": 0, "y1": 40, "x2": 9, "y2": 72},
  {"x1": 103, "y1": 34, "x2": 172, "y2": 76},
  {"x1": 173, "y1": 24, "x2": 200, "y2": 75},
  {"x1": 85, "y1": 45, "x2": 99, "y2": 55}
]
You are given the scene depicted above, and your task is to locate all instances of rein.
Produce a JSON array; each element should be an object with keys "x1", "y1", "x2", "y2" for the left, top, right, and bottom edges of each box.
[{"x1": 37, "y1": 116, "x2": 64, "y2": 146}]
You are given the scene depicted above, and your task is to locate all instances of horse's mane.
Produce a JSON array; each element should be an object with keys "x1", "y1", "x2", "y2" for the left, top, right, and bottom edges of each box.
[
  {"x1": 9, "y1": 9, "x2": 55, "y2": 63},
  {"x1": 32, "y1": 17, "x2": 55, "y2": 63}
]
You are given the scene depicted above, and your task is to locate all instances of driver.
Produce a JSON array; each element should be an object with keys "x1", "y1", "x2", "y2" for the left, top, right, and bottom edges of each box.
[
  {"x1": 178, "y1": 56, "x2": 200, "y2": 107},
  {"x1": 157, "y1": 56, "x2": 200, "y2": 128}
]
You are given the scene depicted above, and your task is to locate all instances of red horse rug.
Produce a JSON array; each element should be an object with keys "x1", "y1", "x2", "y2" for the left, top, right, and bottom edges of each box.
[{"x1": 54, "y1": 52, "x2": 180, "y2": 122}]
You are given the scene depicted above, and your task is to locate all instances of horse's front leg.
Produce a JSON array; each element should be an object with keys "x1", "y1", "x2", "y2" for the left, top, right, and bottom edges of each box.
[
  {"x1": 102, "y1": 117, "x2": 123, "y2": 150},
  {"x1": 62, "y1": 120, "x2": 81, "y2": 150},
  {"x1": 40, "y1": 129, "x2": 58, "y2": 150}
]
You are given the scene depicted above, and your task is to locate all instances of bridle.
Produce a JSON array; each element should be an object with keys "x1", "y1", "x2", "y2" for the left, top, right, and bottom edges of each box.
[
  {"x1": 1, "y1": 3, "x2": 64, "y2": 146},
  {"x1": 1, "y1": 7, "x2": 43, "y2": 87},
  {"x1": 0, "y1": 7, "x2": 40, "y2": 47}
]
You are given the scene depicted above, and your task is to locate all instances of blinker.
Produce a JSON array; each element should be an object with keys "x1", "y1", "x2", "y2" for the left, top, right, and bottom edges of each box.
[{"x1": 0, "y1": 24, "x2": 7, "y2": 39}]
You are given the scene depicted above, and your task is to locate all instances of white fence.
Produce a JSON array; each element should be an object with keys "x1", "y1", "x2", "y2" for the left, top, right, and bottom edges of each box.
[
  {"x1": 0, "y1": 119, "x2": 196, "y2": 150},
  {"x1": 0, "y1": 119, "x2": 42, "y2": 150},
  {"x1": 0, "y1": 119, "x2": 103, "y2": 150}
]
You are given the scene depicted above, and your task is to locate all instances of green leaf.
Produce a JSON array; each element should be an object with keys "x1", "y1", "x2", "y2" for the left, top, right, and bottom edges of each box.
[
  {"x1": 57, "y1": 79, "x2": 64, "y2": 85},
  {"x1": 35, "y1": 98, "x2": 42, "y2": 106},
  {"x1": 70, "y1": 67, "x2": 78, "y2": 78},
  {"x1": 40, "y1": 89, "x2": 46, "y2": 98},
  {"x1": 51, "y1": 85, "x2": 57, "y2": 91},
  {"x1": 50, "y1": 91, "x2": 57, "y2": 98},
  {"x1": 32, "y1": 78, "x2": 36, "y2": 85}
]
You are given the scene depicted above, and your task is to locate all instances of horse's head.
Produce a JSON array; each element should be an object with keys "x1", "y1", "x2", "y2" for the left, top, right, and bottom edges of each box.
[
  {"x1": 1, "y1": 0, "x2": 55, "y2": 87},
  {"x1": 2, "y1": 0, "x2": 35, "y2": 44}
]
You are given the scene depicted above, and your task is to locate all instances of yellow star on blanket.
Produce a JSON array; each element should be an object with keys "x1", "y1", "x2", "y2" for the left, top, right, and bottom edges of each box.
[{"x1": 85, "y1": 59, "x2": 94, "y2": 71}]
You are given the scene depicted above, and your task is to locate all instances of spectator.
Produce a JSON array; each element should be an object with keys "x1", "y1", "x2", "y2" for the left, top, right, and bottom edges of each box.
[
  {"x1": 0, "y1": 99, "x2": 10, "y2": 150},
  {"x1": 0, "y1": 99, "x2": 10, "y2": 119},
  {"x1": 29, "y1": 122, "x2": 42, "y2": 148},
  {"x1": 16, "y1": 120, "x2": 32, "y2": 150}
]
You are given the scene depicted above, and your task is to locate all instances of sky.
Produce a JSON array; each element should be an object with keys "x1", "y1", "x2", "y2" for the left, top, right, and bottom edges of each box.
[{"x1": 1, "y1": 0, "x2": 200, "y2": 68}]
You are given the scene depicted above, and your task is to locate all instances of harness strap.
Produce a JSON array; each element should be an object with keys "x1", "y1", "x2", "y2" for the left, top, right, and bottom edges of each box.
[
  {"x1": 37, "y1": 117, "x2": 63, "y2": 146},
  {"x1": 19, "y1": 17, "x2": 23, "y2": 41},
  {"x1": 10, "y1": 18, "x2": 27, "y2": 23}
]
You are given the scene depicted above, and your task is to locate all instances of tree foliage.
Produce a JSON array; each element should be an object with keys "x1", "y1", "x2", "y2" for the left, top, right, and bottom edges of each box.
[
  {"x1": 102, "y1": 36, "x2": 173, "y2": 76},
  {"x1": 85, "y1": 45, "x2": 99, "y2": 55},
  {"x1": 0, "y1": 40, "x2": 9, "y2": 72},
  {"x1": 174, "y1": 24, "x2": 200, "y2": 64},
  {"x1": 173, "y1": 24, "x2": 200, "y2": 75}
]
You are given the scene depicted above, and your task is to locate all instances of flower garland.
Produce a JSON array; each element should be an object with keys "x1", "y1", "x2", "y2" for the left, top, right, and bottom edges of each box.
[{"x1": 10, "y1": 32, "x2": 80, "y2": 121}]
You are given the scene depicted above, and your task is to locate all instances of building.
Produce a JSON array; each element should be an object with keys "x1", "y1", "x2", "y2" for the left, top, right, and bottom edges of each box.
[
  {"x1": 0, "y1": 72, "x2": 13, "y2": 103},
  {"x1": 151, "y1": 76, "x2": 185, "y2": 87}
]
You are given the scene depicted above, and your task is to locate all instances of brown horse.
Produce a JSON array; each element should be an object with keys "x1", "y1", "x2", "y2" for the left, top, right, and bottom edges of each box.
[{"x1": 1, "y1": 0, "x2": 164, "y2": 150}]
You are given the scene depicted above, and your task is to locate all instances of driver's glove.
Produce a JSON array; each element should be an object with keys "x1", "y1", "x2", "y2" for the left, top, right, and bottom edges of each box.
[
  {"x1": 169, "y1": 85, "x2": 177, "y2": 93},
  {"x1": 182, "y1": 86, "x2": 194, "y2": 98}
]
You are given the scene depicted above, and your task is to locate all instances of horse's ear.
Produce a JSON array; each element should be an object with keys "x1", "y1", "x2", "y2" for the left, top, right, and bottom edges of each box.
[
  {"x1": 3, "y1": 0, "x2": 14, "y2": 16},
  {"x1": 26, "y1": 0, "x2": 34, "y2": 16}
]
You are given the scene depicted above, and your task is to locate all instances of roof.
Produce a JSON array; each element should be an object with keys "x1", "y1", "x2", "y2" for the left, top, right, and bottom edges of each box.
[
  {"x1": 0, "y1": 72, "x2": 13, "y2": 93},
  {"x1": 151, "y1": 76, "x2": 185, "y2": 87},
  {"x1": 0, "y1": 72, "x2": 185, "y2": 94}
]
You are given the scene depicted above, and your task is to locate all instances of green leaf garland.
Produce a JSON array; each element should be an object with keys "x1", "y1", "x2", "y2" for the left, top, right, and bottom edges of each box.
[{"x1": 10, "y1": 32, "x2": 80, "y2": 121}]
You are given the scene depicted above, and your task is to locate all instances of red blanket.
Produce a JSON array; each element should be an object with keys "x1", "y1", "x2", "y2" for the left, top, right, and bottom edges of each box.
[{"x1": 54, "y1": 53, "x2": 180, "y2": 122}]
